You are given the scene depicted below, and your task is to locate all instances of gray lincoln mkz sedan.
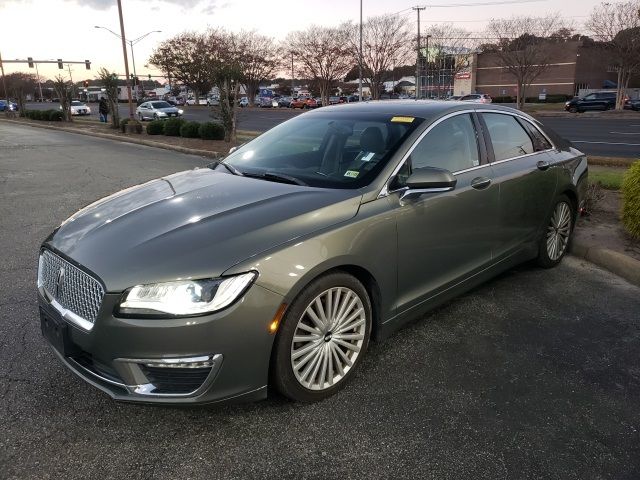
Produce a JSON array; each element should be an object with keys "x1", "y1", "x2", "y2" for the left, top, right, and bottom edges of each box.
[{"x1": 38, "y1": 101, "x2": 588, "y2": 404}]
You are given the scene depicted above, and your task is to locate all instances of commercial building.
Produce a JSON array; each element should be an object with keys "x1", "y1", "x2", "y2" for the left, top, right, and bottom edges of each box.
[{"x1": 454, "y1": 40, "x2": 620, "y2": 98}]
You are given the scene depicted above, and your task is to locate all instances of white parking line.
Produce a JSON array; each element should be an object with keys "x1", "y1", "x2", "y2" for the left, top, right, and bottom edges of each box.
[
  {"x1": 609, "y1": 132, "x2": 640, "y2": 135},
  {"x1": 571, "y1": 140, "x2": 640, "y2": 146}
]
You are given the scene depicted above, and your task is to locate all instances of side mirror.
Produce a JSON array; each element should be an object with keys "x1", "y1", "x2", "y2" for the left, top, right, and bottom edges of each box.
[{"x1": 400, "y1": 167, "x2": 457, "y2": 200}]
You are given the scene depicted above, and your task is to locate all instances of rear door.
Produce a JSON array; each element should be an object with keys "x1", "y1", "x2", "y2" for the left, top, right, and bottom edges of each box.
[{"x1": 479, "y1": 111, "x2": 557, "y2": 260}]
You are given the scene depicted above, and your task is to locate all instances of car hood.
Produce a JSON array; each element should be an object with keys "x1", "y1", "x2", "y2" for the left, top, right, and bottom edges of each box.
[{"x1": 45, "y1": 169, "x2": 362, "y2": 292}]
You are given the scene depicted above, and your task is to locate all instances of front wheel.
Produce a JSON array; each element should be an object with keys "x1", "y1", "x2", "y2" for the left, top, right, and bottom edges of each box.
[
  {"x1": 153, "y1": 113, "x2": 158, "y2": 120},
  {"x1": 137, "y1": 113, "x2": 144, "y2": 121},
  {"x1": 537, "y1": 195, "x2": 574, "y2": 268},
  {"x1": 272, "y1": 272, "x2": 372, "y2": 402}
]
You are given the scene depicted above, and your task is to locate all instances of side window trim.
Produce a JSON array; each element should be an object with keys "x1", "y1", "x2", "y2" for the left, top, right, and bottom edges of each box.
[{"x1": 515, "y1": 117, "x2": 553, "y2": 152}]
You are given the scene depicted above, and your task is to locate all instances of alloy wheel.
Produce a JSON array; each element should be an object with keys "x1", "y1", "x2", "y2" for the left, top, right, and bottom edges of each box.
[
  {"x1": 290, "y1": 287, "x2": 367, "y2": 391},
  {"x1": 546, "y1": 201, "x2": 572, "y2": 261}
]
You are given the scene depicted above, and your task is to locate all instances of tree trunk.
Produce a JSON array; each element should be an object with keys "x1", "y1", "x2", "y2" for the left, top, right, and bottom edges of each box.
[
  {"x1": 520, "y1": 82, "x2": 527, "y2": 110},
  {"x1": 246, "y1": 81, "x2": 258, "y2": 106}
]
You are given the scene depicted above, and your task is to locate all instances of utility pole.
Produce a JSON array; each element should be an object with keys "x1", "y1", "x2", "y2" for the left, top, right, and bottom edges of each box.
[
  {"x1": 66, "y1": 64, "x2": 75, "y2": 98},
  {"x1": 35, "y1": 63, "x2": 44, "y2": 101},
  {"x1": 291, "y1": 52, "x2": 294, "y2": 95},
  {"x1": 116, "y1": 0, "x2": 134, "y2": 119},
  {"x1": 0, "y1": 50, "x2": 7, "y2": 101},
  {"x1": 413, "y1": 6, "x2": 425, "y2": 100},
  {"x1": 359, "y1": 0, "x2": 363, "y2": 101}
]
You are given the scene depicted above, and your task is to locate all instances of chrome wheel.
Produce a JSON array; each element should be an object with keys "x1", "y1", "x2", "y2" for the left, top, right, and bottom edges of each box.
[
  {"x1": 290, "y1": 287, "x2": 367, "y2": 391},
  {"x1": 546, "y1": 201, "x2": 572, "y2": 261}
]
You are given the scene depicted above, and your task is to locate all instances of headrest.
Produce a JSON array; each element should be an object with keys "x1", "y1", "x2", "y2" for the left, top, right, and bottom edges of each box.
[{"x1": 360, "y1": 127, "x2": 386, "y2": 154}]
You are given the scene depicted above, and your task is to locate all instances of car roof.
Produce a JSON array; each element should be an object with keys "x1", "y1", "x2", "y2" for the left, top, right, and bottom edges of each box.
[{"x1": 305, "y1": 99, "x2": 523, "y2": 120}]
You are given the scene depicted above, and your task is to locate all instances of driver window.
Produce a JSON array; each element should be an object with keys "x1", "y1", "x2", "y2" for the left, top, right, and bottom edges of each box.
[{"x1": 409, "y1": 114, "x2": 480, "y2": 173}]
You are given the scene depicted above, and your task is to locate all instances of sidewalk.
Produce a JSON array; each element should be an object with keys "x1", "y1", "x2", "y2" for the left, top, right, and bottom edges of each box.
[{"x1": 571, "y1": 189, "x2": 640, "y2": 287}]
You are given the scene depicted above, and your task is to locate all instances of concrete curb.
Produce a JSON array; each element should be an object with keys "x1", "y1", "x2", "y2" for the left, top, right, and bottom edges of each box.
[
  {"x1": 570, "y1": 239, "x2": 640, "y2": 287},
  {"x1": 1, "y1": 118, "x2": 224, "y2": 159}
]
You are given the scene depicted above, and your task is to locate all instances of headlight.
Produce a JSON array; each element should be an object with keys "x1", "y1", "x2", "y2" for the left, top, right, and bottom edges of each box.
[
  {"x1": 117, "y1": 272, "x2": 257, "y2": 317},
  {"x1": 178, "y1": 109, "x2": 184, "y2": 115}
]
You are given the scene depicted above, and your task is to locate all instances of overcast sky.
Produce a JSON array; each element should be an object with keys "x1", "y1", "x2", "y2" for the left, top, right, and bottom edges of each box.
[{"x1": 0, "y1": 0, "x2": 605, "y2": 81}]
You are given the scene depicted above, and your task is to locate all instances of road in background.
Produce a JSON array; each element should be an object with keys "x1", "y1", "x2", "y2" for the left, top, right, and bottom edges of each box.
[
  {"x1": 23, "y1": 102, "x2": 640, "y2": 158},
  {"x1": 1, "y1": 122, "x2": 640, "y2": 479}
]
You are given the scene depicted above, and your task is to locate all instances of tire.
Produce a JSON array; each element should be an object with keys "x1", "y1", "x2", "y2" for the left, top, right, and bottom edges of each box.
[
  {"x1": 271, "y1": 272, "x2": 372, "y2": 402},
  {"x1": 153, "y1": 113, "x2": 158, "y2": 120},
  {"x1": 604, "y1": 104, "x2": 610, "y2": 111},
  {"x1": 569, "y1": 106, "x2": 578, "y2": 113},
  {"x1": 137, "y1": 113, "x2": 144, "y2": 121},
  {"x1": 536, "y1": 195, "x2": 574, "y2": 268}
]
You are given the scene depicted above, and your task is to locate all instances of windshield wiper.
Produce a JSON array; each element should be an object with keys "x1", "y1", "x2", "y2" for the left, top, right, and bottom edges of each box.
[
  {"x1": 242, "y1": 171, "x2": 308, "y2": 186},
  {"x1": 207, "y1": 160, "x2": 243, "y2": 176}
]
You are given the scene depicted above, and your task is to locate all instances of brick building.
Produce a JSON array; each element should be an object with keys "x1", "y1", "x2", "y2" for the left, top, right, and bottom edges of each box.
[{"x1": 454, "y1": 40, "x2": 619, "y2": 99}]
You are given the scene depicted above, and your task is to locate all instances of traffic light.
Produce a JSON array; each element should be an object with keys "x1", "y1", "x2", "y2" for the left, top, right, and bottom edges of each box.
[
  {"x1": 28, "y1": 57, "x2": 34, "y2": 68},
  {"x1": 85, "y1": 60, "x2": 91, "y2": 70},
  {"x1": 57, "y1": 59, "x2": 63, "y2": 69}
]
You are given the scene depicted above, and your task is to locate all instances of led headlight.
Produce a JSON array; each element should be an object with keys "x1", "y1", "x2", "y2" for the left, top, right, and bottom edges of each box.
[{"x1": 117, "y1": 272, "x2": 257, "y2": 317}]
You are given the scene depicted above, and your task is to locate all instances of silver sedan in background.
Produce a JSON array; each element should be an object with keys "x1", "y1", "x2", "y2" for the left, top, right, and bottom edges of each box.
[{"x1": 136, "y1": 101, "x2": 183, "y2": 121}]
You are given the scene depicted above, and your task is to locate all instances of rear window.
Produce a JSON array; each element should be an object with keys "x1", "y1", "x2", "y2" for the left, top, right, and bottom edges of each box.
[{"x1": 482, "y1": 113, "x2": 534, "y2": 161}]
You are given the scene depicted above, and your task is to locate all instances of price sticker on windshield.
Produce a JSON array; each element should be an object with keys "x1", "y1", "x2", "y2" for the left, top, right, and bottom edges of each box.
[
  {"x1": 344, "y1": 170, "x2": 360, "y2": 178},
  {"x1": 390, "y1": 116, "x2": 415, "y2": 123}
]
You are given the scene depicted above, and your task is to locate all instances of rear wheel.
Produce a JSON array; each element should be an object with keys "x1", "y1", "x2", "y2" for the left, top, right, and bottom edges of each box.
[
  {"x1": 537, "y1": 195, "x2": 574, "y2": 268},
  {"x1": 272, "y1": 272, "x2": 372, "y2": 402}
]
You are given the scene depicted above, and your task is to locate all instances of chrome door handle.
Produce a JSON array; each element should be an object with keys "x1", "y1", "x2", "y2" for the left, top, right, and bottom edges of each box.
[
  {"x1": 471, "y1": 177, "x2": 491, "y2": 190},
  {"x1": 537, "y1": 160, "x2": 551, "y2": 171}
]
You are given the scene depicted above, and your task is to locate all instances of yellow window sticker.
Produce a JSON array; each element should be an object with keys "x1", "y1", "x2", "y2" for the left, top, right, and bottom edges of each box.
[
  {"x1": 390, "y1": 116, "x2": 415, "y2": 123},
  {"x1": 344, "y1": 170, "x2": 360, "y2": 178}
]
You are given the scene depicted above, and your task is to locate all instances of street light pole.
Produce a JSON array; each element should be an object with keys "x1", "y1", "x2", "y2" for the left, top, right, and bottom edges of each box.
[
  {"x1": 66, "y1": 64, "x2": 75, "y2": 98},
  {"x1": 116, "y1": 0, "x2": 134, "y2": 119},
  {"x1": 0, "y1": 50, "x2": 8, "y2": 101},
  {"x1": 35, "y1": 62, "x2": 44, "y2": 101},
  {"x1": 358, "y1": 0, "x2": 363, "y2": 101}
]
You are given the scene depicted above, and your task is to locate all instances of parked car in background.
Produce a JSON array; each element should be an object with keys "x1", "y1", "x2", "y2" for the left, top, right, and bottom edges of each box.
[
  {"x1": 257, "y1": 97, "x2": 278, "y2": 108},
  {"x1": 186, "y1": 97, "x2": 207, "y2": 106},
  {"x1": 347, "y1": 95, "x2": 360, "y2": 103},
  {"x1": 65, "y1": 100, "x2": 91, "y2": 116},
  {"x1": 37, "y1": 101, "x2": 587, "y2": 405},
  {"x1": 459, "y1": 94, "x2": 492, "y2": 104},
  {"x1": 328, "y1": 96, "x2": 343, "y2": 105},
  {"x1": 290, "y1": 97, "x2": 318, "y2": 109},
  {"x1": 625, "y1": 98, "x2": 640, "y2": 111},
  {"x1": 206, "y1": 95, "x2": 220, "y2": 107},
  {"x1": 0, "y1": 99, "x2": 18, "y2": 111},
  {"x1": 565, "y1": 91, "x2": 618, "y2": 113},
  {"x1": 447, "y1": 95, "x2": 462, "y2": 101},
  {"x1": 136, "y1": 100, "x2": 183, "y2": 120},
  {"x1": 315, "y1": 97, "x2": 323, "y2": 107},
  {"x1": 277, "y1": 96, "x2": 293, "y2": 108},
  {"x1": 238, "y1": 97, "x2": 249, "y2": 108}
]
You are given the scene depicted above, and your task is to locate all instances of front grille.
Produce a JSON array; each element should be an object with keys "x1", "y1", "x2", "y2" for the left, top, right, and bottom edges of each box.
[
  {"x1": 38, "y1": 250, "x2": 104, "y2": 325},
  {"x1": 139, "y1": 365, "x2": 212, "y2": 394}
]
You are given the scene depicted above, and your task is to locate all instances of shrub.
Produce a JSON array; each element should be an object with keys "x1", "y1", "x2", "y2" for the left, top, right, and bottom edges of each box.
[
  {"x1": 120, "y1": 118, "x2": 143, "y2": 133},
  {"x1": 582, "y1": 182, "x2": 605, "y2": 216},
  {"x1": 146, "y1": 120, "x2": 165, "y2": 135},
  {"x1": 48, "y1": 110, "x2": 64, "y2": 121},
  {"x1": 491, "y1": 96, "x2": 514, "y2": 103},
  {"x1": 163, "y1": 118, "x2": 185, "y2": 136},
  {"x1": 180, "y1": 121, "x2": 201, "y2": 138},
  {"x1": 621, "y1": 160, "x2": 640, "y2": 239},
  {"x1": 31, "y1": 110, "x2": 42, "y2": 120},
  {"x1": 120, "y1": 117, "x2": 130, "y2": 132},
  {"x1": 199, "y1": 122, "x2": 225, "y2": 140}
]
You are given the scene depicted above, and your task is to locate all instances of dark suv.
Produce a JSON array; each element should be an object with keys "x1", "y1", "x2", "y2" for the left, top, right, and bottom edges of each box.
[{"x1": 565, "y1": 92, "x2": 617, "y2": 112}]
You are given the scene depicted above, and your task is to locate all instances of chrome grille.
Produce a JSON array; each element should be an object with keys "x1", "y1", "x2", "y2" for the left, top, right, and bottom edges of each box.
[{"x1": 38, "y1": 250, "x2": 104, "y2": 325}]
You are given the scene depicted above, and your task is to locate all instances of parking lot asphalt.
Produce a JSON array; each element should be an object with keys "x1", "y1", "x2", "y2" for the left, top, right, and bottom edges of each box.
[{"x1": 1, "y1": 122, "x2": 640, "y2": 480}]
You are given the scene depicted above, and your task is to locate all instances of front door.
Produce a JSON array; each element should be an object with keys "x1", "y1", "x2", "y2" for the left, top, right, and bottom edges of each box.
[{"x1": 392, "y1": 112, "x2": 499, "y2": 313}]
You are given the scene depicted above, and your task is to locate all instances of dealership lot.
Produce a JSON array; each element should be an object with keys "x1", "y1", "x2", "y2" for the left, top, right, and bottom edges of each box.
[{"x1": 1, "y1": 123, "x2": 639, "y2": 479}]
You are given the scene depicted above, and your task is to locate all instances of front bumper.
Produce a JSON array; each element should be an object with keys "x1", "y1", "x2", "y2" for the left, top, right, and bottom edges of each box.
[{"x1": 39, "y1": 282, "x2": 284, "y2": 405}]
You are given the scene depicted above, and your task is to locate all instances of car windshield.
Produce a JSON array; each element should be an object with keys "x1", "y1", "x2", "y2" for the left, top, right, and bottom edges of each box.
[
  {"x1": 71, "y1": 101, "x2": 85, "y2": 106},
  {"x1": 152, "y1": 101, "x2": 171, "y2": 108},
  {"x1": 224, "y1": 112, "x2": 423, "y2": 189}
]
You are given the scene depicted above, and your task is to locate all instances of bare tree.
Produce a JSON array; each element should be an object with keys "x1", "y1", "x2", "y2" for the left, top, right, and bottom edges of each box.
[
  {"x1": 586, "y1": 0, "x2": 640, "y2": 109},
  {"x1": 53, "y1": 76, "x2": 72, "y2": 122},
  {"x1": 205, "y1": 29, "x2": 244, "y2": 142},
  {"x1": 485, "y1": 15, "x2": 567, "y2": 109},
  {"x1": 424, "y1": 24, "x2": 476, "y2": 98},
  {"x1": 237, "y1": 31, "x2": 279, "y2": 106},
  {"x1": 4, "y1": 72, "x2": 37, "y2": 116},
  {"x1": 98, "y1": 68, "x2": 120, "y2": 128},
  {"x1": 287, "y1": 25, "x2": 353, "y2": 106},
  {"x1": 148, "y1": 32, "x2": 214, "y2": 103},
  {"x1": 346, "y1": 15, "x2": 412, "y2": 100}
]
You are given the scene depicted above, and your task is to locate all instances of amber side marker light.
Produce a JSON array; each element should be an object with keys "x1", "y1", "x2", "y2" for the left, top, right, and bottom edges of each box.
[{"x1": 269, "y1": 303, "x2": 288, "y2": 334}]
